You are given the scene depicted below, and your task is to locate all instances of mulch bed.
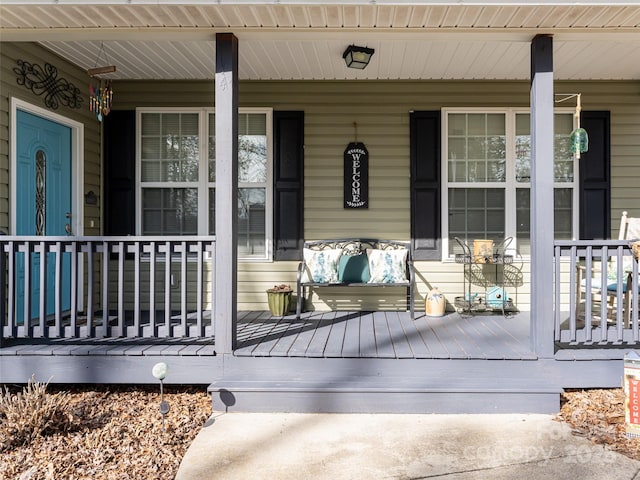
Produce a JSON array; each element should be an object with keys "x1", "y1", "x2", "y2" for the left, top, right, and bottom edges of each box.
[
  {"x1": 2, "y1": 386, "x2": 640, "y2": 479},
  {"x1": 0, "y1": 385, "x2": 211, "y2": 480},
  {"x1": 556, "y1": 388, "x2": 640, "y2": 461}
]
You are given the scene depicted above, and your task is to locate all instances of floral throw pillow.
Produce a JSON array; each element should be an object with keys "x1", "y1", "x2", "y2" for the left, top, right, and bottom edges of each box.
[
  {"x1": 302, "y1": 248, "x2": 342, "y2": 283},
  {"x1": 367, "y1": 248, "x2": 408, "y2": 283}
]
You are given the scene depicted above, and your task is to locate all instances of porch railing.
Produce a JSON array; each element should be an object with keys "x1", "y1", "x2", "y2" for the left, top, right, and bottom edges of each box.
[
  {"x1": 554, "y1": 240, "x2": 639, "y2": 345},
  {"x1": 0, "y1": 236, "x2": 216, "y2": 340}
]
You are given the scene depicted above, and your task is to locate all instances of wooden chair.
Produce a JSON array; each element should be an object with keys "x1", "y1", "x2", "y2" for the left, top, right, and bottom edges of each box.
[{"x1": 576, "y1": 211, "x2": 640, "y2": 326}]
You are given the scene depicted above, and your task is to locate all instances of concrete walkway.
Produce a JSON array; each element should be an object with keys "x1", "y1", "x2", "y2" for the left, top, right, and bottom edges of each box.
[{"x1": 176, "y1": 413, "x2": 640, "y2": 480}]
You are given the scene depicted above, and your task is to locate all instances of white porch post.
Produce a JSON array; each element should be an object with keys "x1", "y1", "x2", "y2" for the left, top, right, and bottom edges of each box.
[
  {"x1": 530, "y1": 34, "x2": 555, "y2": 357},
  {"x1": 214, "y1": 33, "x2": 238, "y2": 354}
]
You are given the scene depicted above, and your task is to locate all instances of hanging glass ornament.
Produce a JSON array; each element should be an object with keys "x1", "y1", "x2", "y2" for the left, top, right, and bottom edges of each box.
[
  {"x1": 89, "y1": 78, "x2": 113, "y2": 122},
  {"x1": 570, "y1": 127, "x2": 589, "y2": 155}
]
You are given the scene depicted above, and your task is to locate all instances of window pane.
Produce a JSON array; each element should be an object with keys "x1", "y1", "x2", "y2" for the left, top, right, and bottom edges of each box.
[
  {"x1": 239, "y1": 135, "x2": 267, "y2": 183},
  {"x1": 554, "y1": 188, "x2": 573, "y2": 239},
  {"x1": 142, "y1": 188, "x2": 198, "y2": 235},
  {"x1": 448, "y1": 113, "x2": 505, "y2": 183},
  {"x1": 515, "y1": 114, "x2": 531, "y2": 183},
  {"x1": 238, "y1": 188, "x2": 266, "y2": 257},
  {"x1": 554, "y1": 113, "x2": 574, "y2": 182},
  {"x1": 241, "y1": 113, "x2": 267, "y2": 135},
  {"x1": 514, "y1": 113, "x2": 573, "y2": 183},
  {"x1": 141, "y1": 112, "x2": 200, "y2": 183},
  {"x1": 448, "y1": 188, "x2": 505, "y2": 255},
  {"x1": 209, "y1": 188, "x2": 216, "y2": 235},
  {"x1": 141, "y1": 113, "x2": 160, "y2": 136},
  {"x1": 516, "y1": 188, "x2": 531, "y2": 256},
  {"x1": 208, "y1": 113, "x2": 216, "y2": 183},
  {"x1": 516, "y1": 187, "x2": 573, "y2": 256}
]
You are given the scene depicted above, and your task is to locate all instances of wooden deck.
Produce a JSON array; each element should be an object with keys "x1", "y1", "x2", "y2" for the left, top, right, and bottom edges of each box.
[
  {"x1": 0, "y1": 309, "x2": 630, "y2": 413},
  {"x1": 235, "y1": 310, "x2": 536, "y2": 360}
]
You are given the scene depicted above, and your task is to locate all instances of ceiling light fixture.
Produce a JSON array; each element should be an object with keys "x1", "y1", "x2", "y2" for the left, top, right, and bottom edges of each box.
[{"x1": 343, "y1": 45, "x2": 375, "y2": 70}]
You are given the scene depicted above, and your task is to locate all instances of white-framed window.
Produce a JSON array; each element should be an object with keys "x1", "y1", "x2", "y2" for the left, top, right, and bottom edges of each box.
[
  {"x1": 137, "y1": 107, "x2": 273, "y2": 260},
  {"x1": 442, "y1": 108, "x2": 578, "y2": 259}
]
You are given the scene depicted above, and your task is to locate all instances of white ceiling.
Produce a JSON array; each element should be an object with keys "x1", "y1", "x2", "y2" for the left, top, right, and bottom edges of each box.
[{"x1": 2, "y1": 3, "x2": 640, "y2": 81}]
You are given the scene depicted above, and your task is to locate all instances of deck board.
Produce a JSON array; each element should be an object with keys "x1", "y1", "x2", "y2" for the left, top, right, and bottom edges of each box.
[
  {"x1": 342, "y1": 312, "x2": 361, "y2": 357},
  {"x1": 305, "y1": 313, "x2": 334, "y2": 357},
  {"x1": 396, "y1": 312, "x2": 432, "y2": 358},
  {"x1": 373, "y1": 311, "x2": 396, "y2": 358},
  {"x1": 359, "y1": 312, "x2": 377, "y2": 357},
  {"x1": 384, "y1": 312, "x2": 414, "y2": 359},
  {"x1": 412, "y1": 315, "x2": 451, "y2": 358},
  {"x1": 323, "y1": 312, "x2": 348, "y2": 357},
  {"x1": 1, "y1": 311, "x2": 536, "y2": 361}
]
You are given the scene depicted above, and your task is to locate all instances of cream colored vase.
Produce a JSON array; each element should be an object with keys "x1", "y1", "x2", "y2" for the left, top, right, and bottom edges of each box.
[{"x1": 425, "y1": 287, "x2": 446, "y2": 317}]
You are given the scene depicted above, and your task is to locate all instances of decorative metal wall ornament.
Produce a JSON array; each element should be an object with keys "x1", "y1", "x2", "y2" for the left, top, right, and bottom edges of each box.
[{"x1": 14, "y1": 60, "x2": 83, "y2": 111}]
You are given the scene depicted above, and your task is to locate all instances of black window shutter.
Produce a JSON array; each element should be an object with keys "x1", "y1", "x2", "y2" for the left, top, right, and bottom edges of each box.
[
  {"x1": 579, "y1": 111, "x2": 610, "y2": 240},
  {"x1": 410, "y1": 111, "x2": 441, "y2": 260},
  {"x1": 274, "y1": 111, "x2": 304, "y2": 260},
  {"x1": 104, "y1": 110, "x2": 136, "y2": 235}
]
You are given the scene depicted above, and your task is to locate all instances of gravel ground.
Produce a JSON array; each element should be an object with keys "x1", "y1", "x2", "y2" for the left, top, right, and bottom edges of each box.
[{"x1": 1, "y1": 386, "x2": 638, "y2": 479}]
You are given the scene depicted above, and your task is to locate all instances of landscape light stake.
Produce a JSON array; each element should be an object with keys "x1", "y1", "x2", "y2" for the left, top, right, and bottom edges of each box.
[{"x1": 152, "y1": 362, "x2": 170, "y2": 431}]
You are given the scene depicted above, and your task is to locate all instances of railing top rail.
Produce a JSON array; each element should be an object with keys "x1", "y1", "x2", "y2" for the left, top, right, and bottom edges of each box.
[
  {"x1": 0, "y1": 235, "x2": 216, "y2": 243},
  {"x1": 555, "y1": 239, "x2": 635, "y2": 247}
]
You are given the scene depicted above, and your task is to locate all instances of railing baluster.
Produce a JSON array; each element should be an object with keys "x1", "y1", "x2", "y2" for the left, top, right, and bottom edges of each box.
[
  {"x1": 149, "y1": 241, "x2": 157, "y2": 337},
  {"x1": 70, "y1": 241, "x2": 78, "y2": 339},
  {"x1": 101, "y1": 241, "x2": 109, "y2": 338},
  {"x1": 86, "y1": 241, "x2": 95, "y2": 337},
  {"x1": 196, "y1": 241, "x2": 204, "y2": 337},
  {"x1": 584, "y1": 247, "x2": 593, "y2": 343},
  {"x1": 0, "y1": 236, "x2": 215, "y2": 342},
  {"x1": 133, "y1": 240, "x2": 141, "y2": 338},
  {"x1": 181, "y1": 241, "x2": 187, "y2": 337},
  {"x1": 7, "y1": 241, "x2": 16, "y2": 339},
  {"x1": 164, "y1": 241, "x2": 172, "y2": 337},
  {"x1": 208, "y1": 240, "x2": 215, "y2": 338},
  {"x1": 22, "y1": 241, "x2": 32, "y2": 338},
  {"x1": 54, "y1": 241, "x2": 62, "y2": 338},
  {"x1": 554, "y1": 245, "x2": 561, "y2": 342},
  {"x1": 116, "y1": 240, "x2": 125, "y2": 337},
  {"x1": 0, "y1": 242, "x2": 6, "y2": 344}
]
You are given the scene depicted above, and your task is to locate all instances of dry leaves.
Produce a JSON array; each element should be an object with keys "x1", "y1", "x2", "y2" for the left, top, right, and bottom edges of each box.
[
  {"x1": 0, "y1": 385, "x2": 211, "y2": 480},
  {"x1": 3, "y1": 385, "x2": 639, "y2": 479},
  {"x1": 557, "y1": 388, "x2": 640, "y2": 460}
]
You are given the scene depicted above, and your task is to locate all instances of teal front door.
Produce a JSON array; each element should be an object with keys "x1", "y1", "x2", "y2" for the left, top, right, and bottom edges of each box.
[{"x1": 16, "y1": 109, "x2": 72, "y2": 321}]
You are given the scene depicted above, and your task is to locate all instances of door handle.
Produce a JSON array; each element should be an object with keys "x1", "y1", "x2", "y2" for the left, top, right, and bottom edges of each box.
[{"x1": 65, "y1": 212, "x2": 72, "y2": 235}]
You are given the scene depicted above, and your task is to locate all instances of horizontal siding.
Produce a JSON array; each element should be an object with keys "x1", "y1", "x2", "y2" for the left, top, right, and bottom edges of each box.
[
  {"x1": 5, "y1": 70, "x2": 637, "y2": 313},
  {"x1": 0, "y1": 42, "x2": 102, "y2": 236},
  {"x1": 115, "y1": 79, "x2": 638, "y2": 312}
]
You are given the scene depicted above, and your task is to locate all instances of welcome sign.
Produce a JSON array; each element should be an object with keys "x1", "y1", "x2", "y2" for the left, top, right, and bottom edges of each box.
[{"x1": 344, "y1": 142, "x2": 369, "y2": 209}]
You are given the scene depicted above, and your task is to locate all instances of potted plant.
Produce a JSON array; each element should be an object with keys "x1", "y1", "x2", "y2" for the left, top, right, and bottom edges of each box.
[{"x1": 266, "y1": 284, "x2": 293, "y2": 316}]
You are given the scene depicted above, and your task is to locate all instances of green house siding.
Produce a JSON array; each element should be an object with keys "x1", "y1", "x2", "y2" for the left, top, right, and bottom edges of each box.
[
  {"x1": 0, "y1": 42, "x2": 102, "y2": 236},
  {"x1": 3, "y1": 43, "x2": 639, "y2": 313}
]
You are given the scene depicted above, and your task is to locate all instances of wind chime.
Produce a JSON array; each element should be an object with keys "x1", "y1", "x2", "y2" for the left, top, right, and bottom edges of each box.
[
  {"x1": 555, "y1": 93, "x2": 589, "y2": 159},
  {"x1": 88, "y1": 42, "x2": 116, "y2": 122}
]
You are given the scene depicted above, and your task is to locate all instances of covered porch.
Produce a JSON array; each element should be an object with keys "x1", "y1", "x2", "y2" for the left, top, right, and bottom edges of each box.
[
  {"x1": 2, "y1": 2, "x2": 640, "y2": 413},
  {"x1": 1, "y1": 235, "x2": 638, "y2": 413}
]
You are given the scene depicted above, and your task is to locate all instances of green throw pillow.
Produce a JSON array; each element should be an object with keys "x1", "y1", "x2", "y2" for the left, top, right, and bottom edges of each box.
[{"x1": 338, "y1": 254, "x2": 370, "y2": 283}]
